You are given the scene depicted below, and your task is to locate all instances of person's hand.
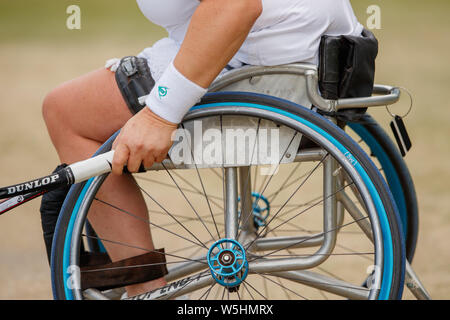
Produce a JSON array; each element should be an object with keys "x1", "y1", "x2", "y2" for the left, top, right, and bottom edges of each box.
[{"x1": 112, "y1": 107, "x2": 178, "y2": 175}]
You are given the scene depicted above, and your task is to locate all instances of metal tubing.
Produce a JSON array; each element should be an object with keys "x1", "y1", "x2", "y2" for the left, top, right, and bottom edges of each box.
[
  {"x1": 82, "y1": 289, "x2": 109, "y2": 300},
  {"x1": 247, "y1": 156, "x2": 339, "y2": 272},
  {"x1": 336, "y1": 87, "x2": 401, "y2": 110},
  {"x1": 225, "y1": 167, "x2": 239, "y2": 241},
  {"x1": 305, "y1": 71, "x2": 334, "y2": 112},
  {"x1": 323, "y1": 154, "x2": 338, "y2": 245},
  {"x1": 405, "y1": 261, "x2": 432, "y2": 300},
  {"x1": 165, "y1": 257, "x2": 208, "y2": 283},
  {"x1": 209, "y1": 64, "x2": 401, "y2": 112},
  {"x1": 157, "y1": 274, "x2": 215, "y2": 300},
  {"x1": 209, "y1": 63, "x2": 317, "y2": 92},
  {"x1": 338, "y1": 191, "x2": 374, "y2": 241},
  {"x1": 148, "y1": 148, "x2": 327, "y2": 171},
  {"x1": 252, "y1": 234, "x2": 324, "y2": 251},
  {"x1": 238, "y1": 166, "x2": 257, "y2": 235},
  {"x1": 294, "y1": 148, "x2": 327, "y2": 163},
  {"x1": 336, "y1": 168, "x2": 346, "y2": 229},
  {"x1": 270, "y1": 270, "x2": 369, "y2": 300}
]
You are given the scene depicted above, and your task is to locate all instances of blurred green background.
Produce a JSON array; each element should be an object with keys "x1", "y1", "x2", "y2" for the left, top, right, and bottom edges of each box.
[
  {"x1": 0, "y1": 0, "x2": 165, "y2": 42},
  {"x1": 0, "y1": 0, "x2": 449, "y2": 299}
]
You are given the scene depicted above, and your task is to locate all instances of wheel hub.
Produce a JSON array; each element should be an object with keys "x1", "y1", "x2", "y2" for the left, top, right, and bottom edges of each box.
[
  {"x1": 218, "y1": 250, "x2": 235, "y2": 266},
  {"x1": 207, "y1": 239, "x2": 248, "y2": 288}
]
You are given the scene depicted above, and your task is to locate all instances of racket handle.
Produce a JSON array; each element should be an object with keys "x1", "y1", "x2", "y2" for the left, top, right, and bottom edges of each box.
[
  {"x1": 68, "y1": 150, "x2": 146, "y2": 179},
  {"x1": 0, "y1": 150, "x2": 149, "y2": 200},
  {"x1": 68, "y1": 150, "x2": 114, "y2": 184},
  {"x1": 0, "y1": 169, "x2": 72, "y2": 199}
]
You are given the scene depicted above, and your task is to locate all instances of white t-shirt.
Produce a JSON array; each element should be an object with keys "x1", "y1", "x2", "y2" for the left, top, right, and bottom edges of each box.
[{"x1": 136, "y1": 0, "x2": 363, "y2": 80}]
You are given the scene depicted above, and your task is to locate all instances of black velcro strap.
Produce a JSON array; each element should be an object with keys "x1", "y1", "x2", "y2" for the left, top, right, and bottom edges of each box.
[
  {"x1": 115, "y1": 56, "x2": 155, "y2": 115},
  {"x1": 80, "y1": 248, "x2": 168, "y2": 291},
  {"x1": 80, "y1": 251, "x2": 112, "y2": 266},
  {"x1": 40, "y1": 163, "x2": 70, "y2": 264}
]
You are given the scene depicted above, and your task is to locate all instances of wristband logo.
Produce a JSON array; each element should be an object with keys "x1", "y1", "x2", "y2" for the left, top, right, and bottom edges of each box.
[{"x1": 158, "y1": 86, "x2": 169, "y2": 99}]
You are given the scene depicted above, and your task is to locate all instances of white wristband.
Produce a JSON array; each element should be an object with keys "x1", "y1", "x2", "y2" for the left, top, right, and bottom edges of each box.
[{"x1": 145, "y1": 62, "x2": 207, "y2": 124}]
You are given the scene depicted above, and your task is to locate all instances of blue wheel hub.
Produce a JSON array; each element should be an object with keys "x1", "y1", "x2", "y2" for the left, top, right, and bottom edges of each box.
[
  {"x1": 207, "y1": 239, "x2": 248, "y2": 288},
  {"x1": 238, "y1": 192, "x2": 270, "y2": 229}
]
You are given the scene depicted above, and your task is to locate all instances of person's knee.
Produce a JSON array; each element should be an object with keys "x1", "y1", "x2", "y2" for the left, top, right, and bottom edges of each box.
[{"x1": 42, "y1": 86, "x2": 65, "y2": 133}]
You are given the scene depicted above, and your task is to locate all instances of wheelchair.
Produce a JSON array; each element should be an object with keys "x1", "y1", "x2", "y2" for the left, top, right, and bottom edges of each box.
[{"x1": 49, "y1": 63, "x2": 430, "y2": 300}]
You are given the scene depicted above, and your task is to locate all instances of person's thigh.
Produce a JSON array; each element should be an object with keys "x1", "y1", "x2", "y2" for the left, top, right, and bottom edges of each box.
[
  {"x1": 42, "y1": 67, "x2": 159, "y2": 266},
  {"x1": 43, "y1": 67, "x2": 132, "y2": 158}
]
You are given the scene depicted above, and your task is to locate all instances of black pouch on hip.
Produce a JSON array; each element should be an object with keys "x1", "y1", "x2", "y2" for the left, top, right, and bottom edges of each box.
[{"x1": 115, "y1": 56, "x2": 156, "y2": 115}]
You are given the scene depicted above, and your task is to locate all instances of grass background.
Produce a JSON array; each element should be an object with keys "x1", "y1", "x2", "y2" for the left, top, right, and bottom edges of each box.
[{"x1": 0, "y1": 0, "x2": 448, "y2": 299}]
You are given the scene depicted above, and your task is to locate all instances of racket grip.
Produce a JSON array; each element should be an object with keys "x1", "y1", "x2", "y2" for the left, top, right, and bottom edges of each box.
[
  {"x1": 69, "y1": 150, "x2": 146, "y2": 181},
  {"x1": 68, "y1": 151, "x2": 114, "y2": 183},
  {"x1": 0, "y1": 150, "x2": 148, "y2": 200}
]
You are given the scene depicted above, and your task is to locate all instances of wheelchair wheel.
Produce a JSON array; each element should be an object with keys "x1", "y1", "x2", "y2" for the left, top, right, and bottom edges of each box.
[
  {"x1": 345, "y1": 115, "x2": 418, "y2": 262},
  {"x1": 51, "y1": 92, "x2": 405, "y2": 300}
]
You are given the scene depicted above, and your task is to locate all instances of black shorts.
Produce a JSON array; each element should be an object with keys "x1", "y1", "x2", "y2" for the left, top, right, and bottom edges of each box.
[{"x1": 114, "y1": 56, "x2": 155, "y2": 115}]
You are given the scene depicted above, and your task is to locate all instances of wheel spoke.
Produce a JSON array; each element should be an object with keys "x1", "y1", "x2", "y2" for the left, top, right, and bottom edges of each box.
[
  {"x1": 94, "y1": 198, "x2": 207, "y2": 250},
  {"x1": 164, "y1": 270, "x2": 211, "y2": 300},
  {"x1": 180, "y1": 123, "x2": 222, "y2": 240},
  {"x1": 82, "y1": 233, "x2": 208, "y2": 265},
  {"x1": 250, "y1": 181, "x2": 355, "y2": 249},
  {"x1": 136, "y1": 175, "x2": 223, "y2": 204},
  {"x1": 267, "y1": 162, "x2": 302, "y2": 203},
  {"x1": 236, "y1": 119, "x2": 262, "y2": 229},
  {"x1": 249, "y1": 214, "x2": 368, "y2": 262},
  {"x1": 253, "y1": 270, "x2": 308, "y2": 300},
  {"x1": 242, "y1": 282, "x2": 255, "y2": 300},
  {"x1": 156, "y1": 214, "x2": 224, "y2": 229},
  {"x1": 199, "y1": 283, "x2": 216, "y2": 300},
  {"x1": 162, "y1": 162, "x2": 216, "y2": 241},
  {"x1": 248, "y1": 154, "x2": 328, "y2": 249},
  {"x1": 135, "y1": 182, "x2": 209, "y2": 250},
  {"x1": 242, "y1": 279, "x2": 268, "y2": 300},
  {"x1": 265, "y1": 270, "x2": 370, "y2": 299},
  {"x1": 170, "y1": 170, "x2": 224, "y2": 210},
  {"x1": 237, "y1": 132, "x2": 299, "y2": 240}
]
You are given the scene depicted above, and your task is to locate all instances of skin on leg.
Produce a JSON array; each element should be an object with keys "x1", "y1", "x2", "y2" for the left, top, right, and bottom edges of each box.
[{"x1": 43, "y1": 68, "x2": 166, "y2": 296}]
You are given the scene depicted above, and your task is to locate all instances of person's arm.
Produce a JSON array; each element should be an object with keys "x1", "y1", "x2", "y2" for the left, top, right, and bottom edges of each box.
[
  {"x1": 175, "y1": 0, "x2": 263, "y2": 88},
  {"x1": 112, "y1": 0, "x2": 262, "y2": 175}
]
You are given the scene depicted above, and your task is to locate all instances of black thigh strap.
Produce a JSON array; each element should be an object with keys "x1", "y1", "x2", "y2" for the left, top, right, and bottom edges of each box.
[{"x1": 80, "y1": 248, "x2": 168, "y2": 291}]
